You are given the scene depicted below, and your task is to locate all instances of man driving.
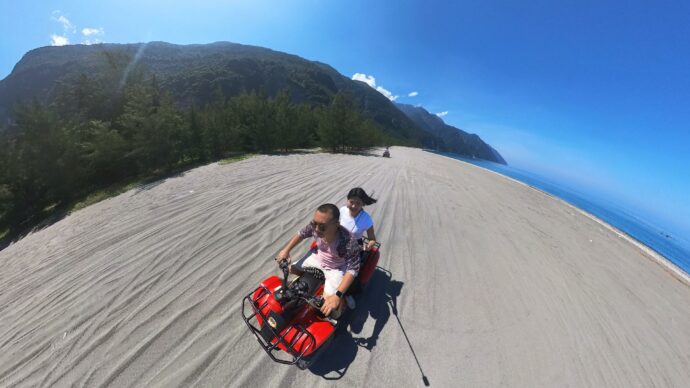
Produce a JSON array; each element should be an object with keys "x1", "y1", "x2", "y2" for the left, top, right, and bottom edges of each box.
[{"x1": 276, "y1": 204, "x2": 360, "y2": 318}]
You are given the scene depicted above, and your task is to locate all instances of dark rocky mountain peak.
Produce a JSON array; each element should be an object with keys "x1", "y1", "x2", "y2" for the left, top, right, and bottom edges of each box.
[{"x1": 396, "y1": 103, "x2": 507, "y2": 164}]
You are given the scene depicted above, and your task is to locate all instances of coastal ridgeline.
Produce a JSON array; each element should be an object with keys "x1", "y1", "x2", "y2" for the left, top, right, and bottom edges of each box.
[{"x1": 397, "y1": 103, "x2": 506, "y2": 164}]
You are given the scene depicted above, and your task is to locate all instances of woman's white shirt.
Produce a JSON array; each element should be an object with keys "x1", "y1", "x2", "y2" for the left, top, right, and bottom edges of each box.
[{"x1": 339, "y1": 206, "x2": 374, "y2": 239}]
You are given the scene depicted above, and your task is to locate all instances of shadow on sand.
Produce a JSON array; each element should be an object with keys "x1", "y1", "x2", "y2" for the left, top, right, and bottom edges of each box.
[
  {"x1": 132, "y1": 171, "x2": 186, "y2": 194},
  {"x1": 308, "y1": 267, "x2": 430, "y2": 386},
  {"x1": 345, "y1": 149, "x2": 386, "y2": 158}
]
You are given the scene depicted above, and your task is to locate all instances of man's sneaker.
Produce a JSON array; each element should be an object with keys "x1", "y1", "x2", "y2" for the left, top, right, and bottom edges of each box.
[{"x1": 345, "y1": 295, "x2": 356, "y2": 310}]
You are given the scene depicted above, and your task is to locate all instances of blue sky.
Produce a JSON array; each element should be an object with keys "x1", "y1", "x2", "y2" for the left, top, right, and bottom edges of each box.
[{"x1": 1, "y1": 0, "x2": 689, "y2": 237}]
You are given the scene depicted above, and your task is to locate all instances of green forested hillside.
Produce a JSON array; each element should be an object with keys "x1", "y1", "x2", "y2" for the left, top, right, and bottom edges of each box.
[
  {"x1": 0, "y1": 45, "x2": 395, "y2": 240},
  {"x1": 0, "y1": 42, "x2": 426, "y2": 143},
  {"x1": 0, "y1": 42, "x2": 505, "y2": 242}
]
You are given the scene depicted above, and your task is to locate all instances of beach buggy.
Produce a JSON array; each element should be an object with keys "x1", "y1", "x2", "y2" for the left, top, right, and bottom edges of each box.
[{"x1": 241, "y1": 238, "x2": 381, "y2": 369}]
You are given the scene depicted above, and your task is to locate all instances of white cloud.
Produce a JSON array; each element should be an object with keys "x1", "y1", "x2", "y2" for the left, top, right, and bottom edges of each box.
[
  {"x1": 376, "y1": 86, "x2": 398, "y2": 101},
  {"x1": 49, "y1": 11, "x2": 77, "y2": 46},
  {"x1": 51, "y1": 34, "x2": 69, "y2": 46},
  {"x1": 408, "y1": 91, "x2": 418, "y2": 97},
  {"x1": 51, "y1": 11, "x2": 76, "y2": 33},
  {"x1": 49, "y1": 12, "x2": 106, "y2": 46},
  {"x1": 82, "y1": 27, "x2": 104, "y2": 36},
  {"x1": 351, "y1": 72, "x2": 398, "y2": 101},
  {"x1": 352, "y1": 73, "x2": 376, "y2": 88},
  {"x1": 81, "y1": 28, "x2": 105, "y2": 45},
  {"x1": 436, "y1": 111, "x2": 449, "y2": 117}
]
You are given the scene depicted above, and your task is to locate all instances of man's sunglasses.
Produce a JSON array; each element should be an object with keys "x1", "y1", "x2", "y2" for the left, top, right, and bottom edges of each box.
[{"x1": 310, "y1": 220, "x2": 335, "y2": 232}]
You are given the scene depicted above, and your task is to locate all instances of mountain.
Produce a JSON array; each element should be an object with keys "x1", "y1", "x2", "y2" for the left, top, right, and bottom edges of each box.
[
  {"x1": 0, "y1": 41, "x2": 503, "y2": 162},
  {"x1": 396, "y1": 103, "x2": 507, "y2": 164}
]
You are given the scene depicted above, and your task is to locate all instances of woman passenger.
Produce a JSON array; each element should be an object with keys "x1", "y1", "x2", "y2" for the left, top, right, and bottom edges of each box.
[{"x1": 339, "y1": 187, "x2": 377, "y2": 250}]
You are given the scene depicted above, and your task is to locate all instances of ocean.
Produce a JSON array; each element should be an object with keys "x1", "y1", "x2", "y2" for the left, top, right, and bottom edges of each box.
[{"x1": 436, "y1": 152, "x2": 690, "y2": 277}]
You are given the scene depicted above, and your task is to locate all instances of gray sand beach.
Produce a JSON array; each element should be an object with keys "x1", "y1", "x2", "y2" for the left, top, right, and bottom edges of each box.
[{"x1": 1, "y1": 147, "x2": 689, "y2": 387}]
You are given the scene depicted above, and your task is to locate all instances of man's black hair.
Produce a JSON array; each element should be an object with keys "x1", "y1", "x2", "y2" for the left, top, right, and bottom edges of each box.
[{"x1": 317, "y1": 203, "x2": 340, "y2": 222}]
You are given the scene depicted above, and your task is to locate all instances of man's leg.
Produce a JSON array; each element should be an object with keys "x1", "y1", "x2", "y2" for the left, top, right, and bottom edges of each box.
[
  {"x1": 290, "y1": 251, "x2": 317, "y2": 275},
  {"x1": 293, "y1": 255, "x2": 345, "y2": 319}
]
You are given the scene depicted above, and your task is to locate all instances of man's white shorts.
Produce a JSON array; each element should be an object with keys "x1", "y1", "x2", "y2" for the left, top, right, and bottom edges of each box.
[{"x1": 291, "y1": 253, "x2": 343, "y2": 296}]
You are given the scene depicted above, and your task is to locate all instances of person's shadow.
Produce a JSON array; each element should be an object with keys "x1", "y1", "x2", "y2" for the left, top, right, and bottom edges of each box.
[{"x1": 308, "y1": 268, "x2": 430, "y2": 385}]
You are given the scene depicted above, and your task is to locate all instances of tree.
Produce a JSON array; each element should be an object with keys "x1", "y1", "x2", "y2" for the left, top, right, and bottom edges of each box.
[
  {"x1": 0, "y1": 132, "x2": 13, "y2": 227},
  {"x1": 318, "y1": 91, "x2": 360, "y2": 152},
  {"x1": 81, "y1": 120, "x2": 128, "y2": 185},
  {"x1": 233, "y1": 92, "x2": 276, "y2": 152},
  {"x1": 273, "y1": 89, "x2": 294, "y2": 152},
  {"x1": 185, "y1": 105, "x2": 205, "y2": 161},
  {"x1": 2, "y1": 102, "x2": 82, "y2": 226},
  {"x1": 293, "y1": 104, "x2": 318, "y2": 148},
  {"x1": 117, "y1": 80, "x2": 184, "y2": 173}
]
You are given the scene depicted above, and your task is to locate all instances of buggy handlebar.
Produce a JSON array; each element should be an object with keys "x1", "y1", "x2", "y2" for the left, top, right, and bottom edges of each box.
[
  {"x1": 273, "y1": 256, "x2": 325, "y2": 310},
  {"x1": 276, "y1": 258, "x2": 290, "y2": 289}
]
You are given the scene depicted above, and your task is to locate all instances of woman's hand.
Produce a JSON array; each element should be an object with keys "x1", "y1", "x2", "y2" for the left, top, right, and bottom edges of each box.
[
  {"x1": 320, "y1": 294, "x2": 341, "y2": 317},
  {"x1": 366, "y1": 240, "x2": 376, "y2": 251}
]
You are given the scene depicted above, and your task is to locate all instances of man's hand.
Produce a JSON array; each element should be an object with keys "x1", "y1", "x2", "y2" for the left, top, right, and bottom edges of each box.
[
  {"x1": 276, "y1": 234, "x2": 303, "y2": 263},
  {"x1": 275, "y1": 249, "x2": 290, "y2": 263},
  {"x1": 320, "y1": 294, "x2": 341, "y2": 317}
]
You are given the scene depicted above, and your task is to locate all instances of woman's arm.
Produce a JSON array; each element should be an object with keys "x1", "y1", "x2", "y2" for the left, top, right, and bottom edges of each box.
[{"x1": 365, "y1": 226, "x2": 377, "y2": 250}]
